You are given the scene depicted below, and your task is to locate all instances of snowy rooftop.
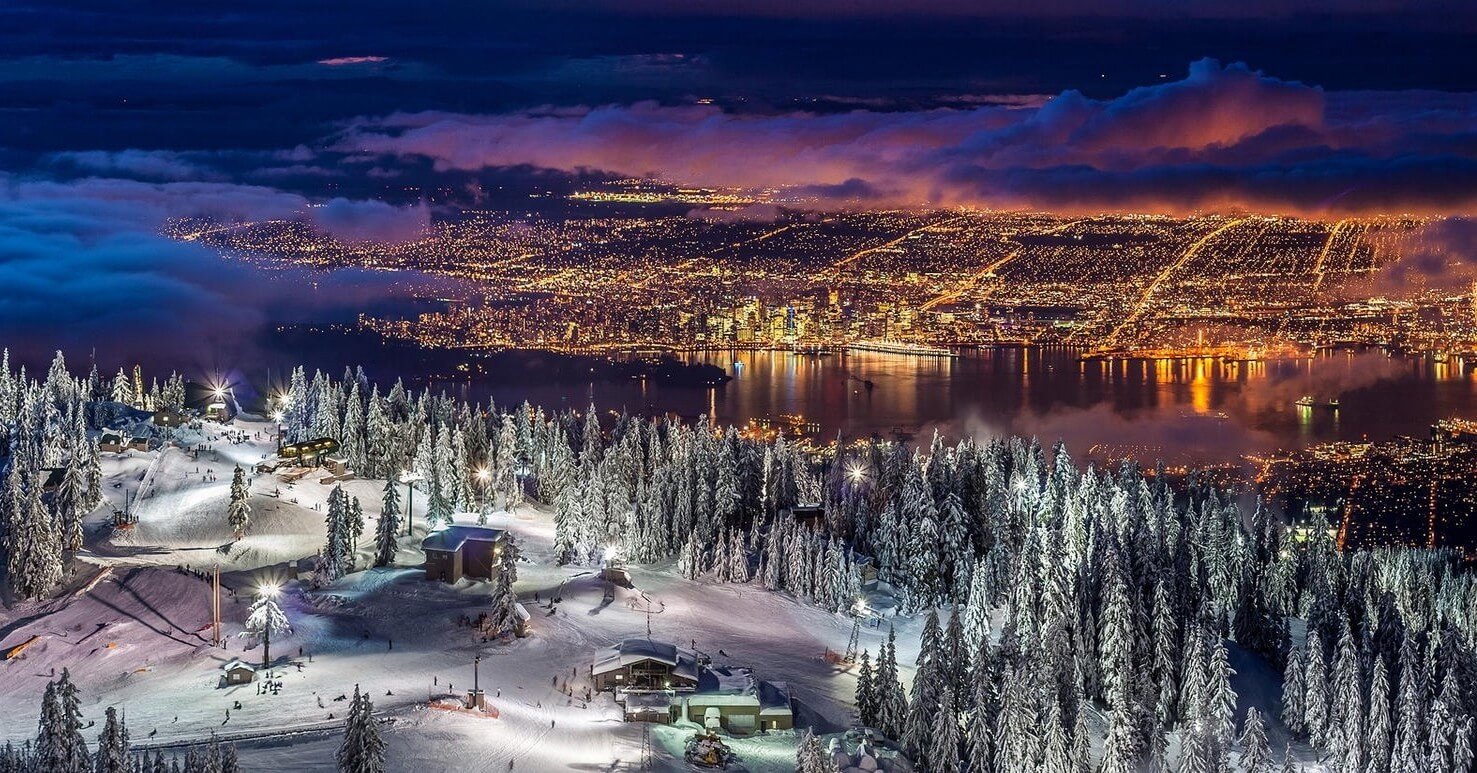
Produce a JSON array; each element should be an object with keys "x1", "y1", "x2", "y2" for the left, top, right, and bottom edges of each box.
[
  {"x1": 698, "y1": 665, "x2": 757, "y2": 696},
  {"x1": 756, "y1": 680, "x2": 793, "y2": 715},
  {"x1": 591, "y1": 638, "x2": 699, "y2": 681},
  {"x1": 421, "y1": 525, "x2": 507, "y2": 553},
  {"x1": 692, "y1": 667, "x2": 793, "y2": 713}
]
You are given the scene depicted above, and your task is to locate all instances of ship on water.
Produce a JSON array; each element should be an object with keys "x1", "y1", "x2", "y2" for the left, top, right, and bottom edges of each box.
[
  {"x1": 846, "y1": 339, "x2": 959, "y2": 358},
  {"x1": 1295, "y1": 395, "x2": 1341, "y2": 409}
]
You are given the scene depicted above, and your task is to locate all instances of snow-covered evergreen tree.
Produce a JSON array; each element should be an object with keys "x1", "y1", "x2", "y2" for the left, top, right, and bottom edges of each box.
[
  {"x1": 320, "y1": 485, "x2": 353, "y2": 582},
  {"x1": 487, "y1": 536, "x2": 523, "y2": 637},
  {"x1": 227, "y1": 466, "x2": 250, "y2": 538},
  {"x1": 1238, "y1": 707, "x2": 1273, "y2": 773},
  {"x1": 336, "y1": 685, "x2": 385, "y2": 773},
  {"x1": 95, "y1": 706, "x2": 130, "y2": 773},
  {"x1": 796, "y1": 729, "x2": 829, "y2": 773},
  {"x1": 374, "y1": 478, "x2": 401, "y2": 568},
  {"x1": 1281, "y1": 642, "x2": 1306, "y2": 735},
  {"x1": 855, "y1": 650, "x2": 876, "y2": 727},
  {"x1": 55, "y1": 457, "x2": 85, "y2": 551},
  {"x1": 33, "y1": 671, "x2": 88, "y2": 773},
  {"x1": 239, "y1": 588, "x2": 290, "y2": 667},
  {"x1": 875, "y1": 626, "x2": 907, "y2": 742},
  {"x1": 36, "y1": 669, "x2": 89, "y2": 773},
  {"x1": 1367, "y1": 654, "x2": 1393, "y2": 773}
]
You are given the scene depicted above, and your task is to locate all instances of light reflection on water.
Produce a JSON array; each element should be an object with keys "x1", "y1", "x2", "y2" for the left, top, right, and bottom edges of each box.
[
  {"x1": 456, "y1": 346, "x2": 1476, "y2": 462},
  {"x1": 680, "y1": 348, "x2": 1472, "y2": 458}
]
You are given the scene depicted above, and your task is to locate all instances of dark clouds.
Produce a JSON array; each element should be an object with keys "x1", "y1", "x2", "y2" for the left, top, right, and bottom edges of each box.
[
  {"x1": 0, "y1": 178, "x2": 267, "y2": 366},
  {"x1": 1364, "y1": 218, "x2": 1477, "y2": 294},
  {"x1": 337, "y1": 60, "x2": 1477, "y2": 216},
  {"x1": 308, "y1": 198, "x2": 430, "y2": 245},
  {"x1": 1, "y1": 1, "x2": 1475, "y2": 162},
  {"x1": 532, "y1": 0, "x2": 1475, "y2": 18},
  {"x1": 0, "y1": 175, "x2": 440, "y2": 369}
]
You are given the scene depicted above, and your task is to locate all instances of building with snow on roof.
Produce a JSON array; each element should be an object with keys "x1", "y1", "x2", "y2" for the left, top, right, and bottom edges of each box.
[
  {"x1": 679, "y1": 666, "x2": 794, "y2": 734},
  {"x1": 221, "y1": 659, "x2": 257, "y2": 686},
  {"x1": 591, "y1": 640, "x2": 795, "y2": 734},
  {"x1": 421, "y1": 524, "x2": 509, "y2": 583},
  {"x1": 591, "y1": 638, "x2": 700, "y2": 692}
]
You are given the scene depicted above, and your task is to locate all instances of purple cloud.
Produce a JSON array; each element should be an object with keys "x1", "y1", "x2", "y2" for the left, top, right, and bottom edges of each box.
[{"x1": 336, "y1": 59, "x2": 1477, "y2": 216}]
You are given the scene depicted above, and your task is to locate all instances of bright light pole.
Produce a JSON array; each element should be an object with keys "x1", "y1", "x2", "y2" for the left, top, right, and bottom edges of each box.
[
  {"x1": 272, "y1": 410, "x2": 286, "y2": 452},
  {"x1": 273, "y1": 392, "x2": 291, "y2": 448},
  {"x1": 399, "y1": 471, "x2": 425, "y2": 536},
  {"x1": 475, "y1": 467, "x2": 491, "y2": 509},
  {"x1": 259, "y1": 583, "x2": 280, "y2": 668}
]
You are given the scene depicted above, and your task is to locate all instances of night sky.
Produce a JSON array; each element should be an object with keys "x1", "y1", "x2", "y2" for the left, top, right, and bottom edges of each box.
[{"x1": 2, "y1": 0, "x2": 1476, "y2": 364}]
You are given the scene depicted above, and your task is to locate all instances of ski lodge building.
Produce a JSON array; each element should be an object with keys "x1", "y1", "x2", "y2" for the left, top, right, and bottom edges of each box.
[
  {"x1": 421, "y1": 524, "x2": 509, "y2": 583},
  {"x1": 276, "y1": 438, "x2": 340, "y2": 468},
  {"x1": 590, "y1": 638, "x2": 795, "y2": 734},
  {"x1": 591, "y1": 638, "x2": 701, "y2": 692}
]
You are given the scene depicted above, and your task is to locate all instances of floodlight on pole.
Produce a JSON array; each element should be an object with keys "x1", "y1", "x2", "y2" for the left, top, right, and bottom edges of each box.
[
  {"x1": 256, "y1": 582, "x2": 281, "y2": 669},
  {"x1": 399, "y1": 471, "x2": 425, "y2": 536}
]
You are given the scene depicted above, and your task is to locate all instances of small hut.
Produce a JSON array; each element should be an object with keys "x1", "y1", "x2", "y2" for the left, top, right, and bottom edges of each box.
[{"x1": 221, "y1": 658, "x2": 257, "y2": 686}]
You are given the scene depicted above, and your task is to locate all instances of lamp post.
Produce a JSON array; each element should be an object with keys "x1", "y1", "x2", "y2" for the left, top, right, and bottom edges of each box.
[
  {"x1": 475, "y1": 467, "x2": 491, "y2": 509},
  {"x1": 259, "y1": 583, "x2": 280, "y2": 669},
  {"x1": 399, "y1": 471, "x2": 425, "y2": 536},
  {"x1": 272, "y1": 391, "x2": 291, "y2": 450}
]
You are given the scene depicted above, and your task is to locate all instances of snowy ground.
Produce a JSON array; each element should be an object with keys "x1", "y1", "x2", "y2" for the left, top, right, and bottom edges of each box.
[
  {"x1": 0, "y1": 417, "x2": 1329, "y2": 771},
  {"x1": 0, "y1": 418, "x2": 900, "y2": 771}
]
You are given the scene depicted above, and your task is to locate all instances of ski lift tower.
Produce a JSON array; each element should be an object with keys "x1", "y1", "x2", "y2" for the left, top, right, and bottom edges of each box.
[{"x1": 844, "y1": 598, "x2": 868, "y2": 663}]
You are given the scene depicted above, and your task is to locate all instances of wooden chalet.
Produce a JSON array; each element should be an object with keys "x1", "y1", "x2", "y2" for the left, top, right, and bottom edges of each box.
[{"x1": 591, "y1": 638, "x2": 700, "y2": 693}]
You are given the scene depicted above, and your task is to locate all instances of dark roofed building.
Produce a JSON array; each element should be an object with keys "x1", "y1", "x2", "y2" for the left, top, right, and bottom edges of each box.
[
  {"x1": 98, "y1": 432, "x2": 126, "y2": 453},
  {"x1": 221, "y1": 659, "x2": 257, "y2": 686},
  {"x1": 421, "y1": 524, "x2": 508, "y2": 583},
  {"x1": 39, "y1": 467, "x2": 65, "y2": 495},
  {"x1": 184, "y1": 381, "x2": 239, "y2": 422},
  {"x1": 152, "y1": 407, "x2": 189, "y2": 430},
  {"x1": 787, "y1": 504, "x2": 825, "y2": 528}
]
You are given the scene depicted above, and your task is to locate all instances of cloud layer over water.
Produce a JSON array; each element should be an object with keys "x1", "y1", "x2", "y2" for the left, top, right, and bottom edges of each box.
[{"x1": 0, "y1": 176, "x2": 435, "y2": 368}]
